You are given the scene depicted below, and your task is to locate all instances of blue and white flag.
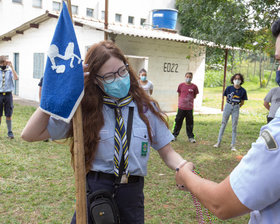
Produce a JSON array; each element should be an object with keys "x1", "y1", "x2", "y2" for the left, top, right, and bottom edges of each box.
[{"x1": 40, "y1": 1, "x2": 84, "y2": 123}]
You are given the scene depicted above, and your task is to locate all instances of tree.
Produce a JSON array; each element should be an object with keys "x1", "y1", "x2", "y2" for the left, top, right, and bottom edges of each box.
[
  {"x1": 176, "y1": 0, "x2": 280, "y2": 87},
  {"x1": 245, "y1": 0, "x2": 280, "y2": 55},
  {"x1": 176, "y1": 0, "x2": 280, "y2": 57},
  {"x1": 176, "y1": 0, "x2": 253, "y2": 48}
]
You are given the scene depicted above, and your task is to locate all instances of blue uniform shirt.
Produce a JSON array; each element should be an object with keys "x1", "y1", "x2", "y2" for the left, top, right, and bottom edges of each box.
[
  {"x1": 230, "y1": 108, "x2": 280, "y2": 223},
  {"x1": 47, "y1": 100, "x2": 174, "y2": 176},
  {"x1": 0, "y1": 67, "x2": 14, "y2": 92},
  {"x1": 224, "y1": 85, "x2": 248, "y2": 104}
]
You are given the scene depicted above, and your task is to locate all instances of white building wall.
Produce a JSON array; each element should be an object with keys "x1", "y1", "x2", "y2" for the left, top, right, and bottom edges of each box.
[
  {"x1": 0, "y1": 0, "x2": 206, "y2": 112},
  {"x1": 115, "y1": 36, "x2": 205, "y2": 112},
  {"x1": 0, "y1": 20, "x2": 205, "y2": 112},
  {"x1": 0, "y1": 18, "x2": 103, "y2": 102}
]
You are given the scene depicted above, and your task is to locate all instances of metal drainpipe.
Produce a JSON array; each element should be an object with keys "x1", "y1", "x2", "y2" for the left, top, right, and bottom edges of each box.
[
  {"x1": 104, "y1": 0, "x2": 108, "y2": 40},
  {"x1": 221, "y1": 49, "x2": 228, "y2": 111}
]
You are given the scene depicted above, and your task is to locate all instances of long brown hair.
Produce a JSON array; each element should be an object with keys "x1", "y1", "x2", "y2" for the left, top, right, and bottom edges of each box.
[{"x1": 69, "y1": 40, "x2": 168, "y2": 173}]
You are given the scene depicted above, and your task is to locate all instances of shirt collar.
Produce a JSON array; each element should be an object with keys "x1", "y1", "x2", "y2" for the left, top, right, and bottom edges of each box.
[{"x1": 103, "y1": 99, "x2": 135, "y2": 111}]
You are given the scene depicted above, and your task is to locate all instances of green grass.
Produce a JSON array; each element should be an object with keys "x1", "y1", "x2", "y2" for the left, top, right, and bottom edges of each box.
[
  {"x1": 203, "y1": 81, "x2": 278, "y2": 116},
  {"x1": 0, "y1": 83, "x2": 272, "y2": 223}
]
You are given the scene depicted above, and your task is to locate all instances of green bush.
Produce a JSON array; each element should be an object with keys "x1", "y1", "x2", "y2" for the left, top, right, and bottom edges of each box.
[
  {"x1": 204, "y1": 70, "x2": 232, "y2": 87},
  {"x1": 247, "y1": 75, "x2": 260, "y2": 84},
  {"x1": 247, "y1": 70, "x2": 276, "y2": 87}
]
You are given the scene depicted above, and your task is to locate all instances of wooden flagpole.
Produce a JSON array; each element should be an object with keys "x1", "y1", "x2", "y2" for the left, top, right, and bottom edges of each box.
[{"x1": 65, "y1": 0, "x2": 87, "y2": 223}]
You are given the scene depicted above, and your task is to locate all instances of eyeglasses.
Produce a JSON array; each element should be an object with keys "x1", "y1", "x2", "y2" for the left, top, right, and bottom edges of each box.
[{"x1": 96, "y1": 64, "x2": 129, "y2": 84}]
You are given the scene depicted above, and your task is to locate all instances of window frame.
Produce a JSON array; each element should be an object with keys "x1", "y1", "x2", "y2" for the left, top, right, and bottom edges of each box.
[
  {"x1": 140, "y1": 18, "x2": 146, "y2": 26},
  {"x1": 115, "y1": 13, "x2": 122, "y2": 23},
  {"x1": 128, "y1": 16, "x2": 134, "y2": 24},
  {"x1": 52, "y1": 1, "x2": 61, "y2": 11},
  {"x1": 33, "y1": 53, "x2": 45, "y2": 79},
  {"x1": 71, "y1": 5, "x2": 78, "y2": 15},
  {"x1": 32, "y1": 0, "x2": 42, "y2": 8},
  {"x1": 12, "y1": 0, "x2": 22, "y2": 3},
  {"x1": 86, "y1": 8, "x2": 94, "y2": 17},
  {"x1": 101, "y1": 11, "x2": 105, "y2": 20}
]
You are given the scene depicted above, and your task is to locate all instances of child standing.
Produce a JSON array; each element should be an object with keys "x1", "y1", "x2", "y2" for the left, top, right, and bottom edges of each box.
[
  {"x1": 139, "y1": 68, "x2": 153, "y2": 96},
  {"x1": 214, "y1": 73, "x2": 248, "y2": 151},
  {"x1": 172, "y1": 72, "x2": 199, "y2": 143}
]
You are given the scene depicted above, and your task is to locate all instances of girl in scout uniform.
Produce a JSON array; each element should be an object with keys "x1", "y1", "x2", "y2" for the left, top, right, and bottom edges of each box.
[
  {"x1": 0, "y1": 55, "x2": 18, "y2": 139},
  {"x1": 21, "y1": 41, "x2": 186, "y2": 224}
]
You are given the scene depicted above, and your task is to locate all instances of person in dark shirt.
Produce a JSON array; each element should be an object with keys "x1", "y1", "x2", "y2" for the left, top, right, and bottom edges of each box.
[
  {"x1": 38, "y1": 77, "x2": 43, "y2": 101},
  {"x1": 213, "y1": 73, "x2": 248, "y2": 151}
]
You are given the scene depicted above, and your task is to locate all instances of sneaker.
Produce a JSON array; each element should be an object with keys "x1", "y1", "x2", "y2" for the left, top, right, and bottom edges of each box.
[
  {"x1": 7, "y1": 131, "x2": 14, "y2": 139},
  {"x1": 213, "y1": 143, "x2": 220, "y2": 148},
  {"x1": 231, "y1": 145, "x2": 237, "y2": 151},
  {"x1": 189, "y1": 138, "x2": 196, "y2": 143}
]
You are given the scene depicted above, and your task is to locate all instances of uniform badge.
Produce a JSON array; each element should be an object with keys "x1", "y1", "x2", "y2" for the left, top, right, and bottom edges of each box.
[
  {"x1": 141, "y1": 142, "x2": 148, "y2": 156},
  {"x1": 260, "y1": 130, "x2": 278, "y2": 151}
]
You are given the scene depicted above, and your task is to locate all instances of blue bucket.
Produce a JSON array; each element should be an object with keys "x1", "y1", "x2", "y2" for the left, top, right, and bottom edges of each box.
[{"x1": 152, "y1": 9, "x2": 178, "y2": 30}]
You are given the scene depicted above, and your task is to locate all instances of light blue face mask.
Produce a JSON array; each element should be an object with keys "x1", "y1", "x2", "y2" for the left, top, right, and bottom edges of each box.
[
  {"x1": 140, "y1": 76, "x2": 147, "y2": 81},
  {"x1": 103, "y1": 73, "x2": 130, "y2": 98}
]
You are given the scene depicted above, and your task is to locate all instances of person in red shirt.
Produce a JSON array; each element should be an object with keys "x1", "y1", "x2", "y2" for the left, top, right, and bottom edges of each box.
[{"x1": 172, "y1": 72, "x2": 199, "y2": 142}]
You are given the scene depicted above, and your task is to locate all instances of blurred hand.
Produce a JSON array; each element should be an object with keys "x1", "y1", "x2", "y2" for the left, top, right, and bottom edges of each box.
[
  {"x1": 6, "y1": 61, "x2": 12, "y2": 67},
  {"x1": 175, "y1": 162, "x2": 194, "y2": 191},
  {"x1": 83, "y1": 63, "x2": 89, "y2": 77}
]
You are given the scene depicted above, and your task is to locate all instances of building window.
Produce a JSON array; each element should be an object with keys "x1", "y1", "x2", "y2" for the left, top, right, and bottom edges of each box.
[
  {"x1": 86, "y1": 8, "x2": 94, "y2": 17},
  {"x1": 13, "y1": 53, "x2": 19, "y2": 95},
  {"x1": 128, "y1": 16, "x2": 134, "y2": 24},
  {"x1": 85, "y1": 46, "x2": 91, "y2": 52},
  {"x1": 140, "y1": 18, "x2": 146, "y2": 26},
  {"x1": 115, "y1": 14, "x2": 122, "y2": 23},
  {"x1": 52, "y1": 1, "x2": 60, "y2": 11},
  {"x1": 33, "y1": 53, "x2": 44, "y2": 79},
  {"x1": 12, "y1": 0, "x2": 22, "y2": 3},
  {"x1": 101, "y1": 11, "x2": 105, "y2": 20},
  {"x1": 72, "y1": 5, "x2": 78, "y2": 15},
  {"x1": 32, "y1": 0, "x2": 42, "y2": 8}
]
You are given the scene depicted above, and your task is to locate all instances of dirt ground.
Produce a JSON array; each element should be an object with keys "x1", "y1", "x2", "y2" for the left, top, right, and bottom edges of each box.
[
  {"x1": 12, "y1": 95, "x2": 222, "y2": 115},
  {"x1": 13, "y1": 95, "x2": 39, "y2": 107}
]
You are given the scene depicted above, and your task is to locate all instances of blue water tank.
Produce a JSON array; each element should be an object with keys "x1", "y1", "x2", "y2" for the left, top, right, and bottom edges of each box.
[{"x1": 152, "y1": 9, "x2": 178, "y2": 30}]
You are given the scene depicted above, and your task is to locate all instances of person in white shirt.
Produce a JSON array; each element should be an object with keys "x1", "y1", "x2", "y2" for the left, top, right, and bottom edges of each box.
[{"x1": 139, "y1": 68, "x2": 153, "y2": 95}]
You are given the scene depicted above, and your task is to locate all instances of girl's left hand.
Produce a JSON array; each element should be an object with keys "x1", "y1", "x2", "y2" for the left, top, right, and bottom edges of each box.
[{"x1": 175, "y1": 162, "x2": 194, "y2": 191}]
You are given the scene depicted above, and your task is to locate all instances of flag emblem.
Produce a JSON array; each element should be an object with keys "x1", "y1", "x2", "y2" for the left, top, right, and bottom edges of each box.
[{"x1": 48, "y1": 42, "x2": 82, "y2": 73}]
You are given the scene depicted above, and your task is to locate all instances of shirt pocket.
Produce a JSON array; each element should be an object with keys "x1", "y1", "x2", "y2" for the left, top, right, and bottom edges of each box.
[
  {"x1": 132, "y1": 128, "x2": 150, "y2": 158},
  {"x1": 99, "y1": 130, "x2": 112, "y2": 142},
  {"x1": 96, "y1": 129, "x2": 115, "y2": 160}
]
